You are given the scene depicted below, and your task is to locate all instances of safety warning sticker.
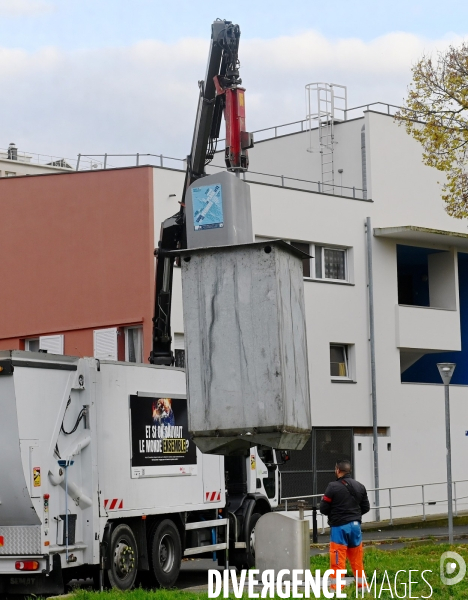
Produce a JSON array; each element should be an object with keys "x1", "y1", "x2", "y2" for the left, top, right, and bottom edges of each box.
[
  {"x1": 192, "y1": 183, "x2": 224, "y2": 231},
  {"x1": 33, "y1": 467, "x2": 41, "y2": 487}
]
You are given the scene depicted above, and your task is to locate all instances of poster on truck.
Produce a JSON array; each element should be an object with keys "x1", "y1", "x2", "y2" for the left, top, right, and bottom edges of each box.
[{"x1": 129, "y1": 395, "x2": 197, "y2": 478}]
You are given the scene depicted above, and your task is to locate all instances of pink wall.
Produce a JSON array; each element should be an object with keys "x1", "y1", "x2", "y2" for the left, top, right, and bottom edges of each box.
[{"x1": 0, "y1": 167, "x2": 155, "y2": 361}]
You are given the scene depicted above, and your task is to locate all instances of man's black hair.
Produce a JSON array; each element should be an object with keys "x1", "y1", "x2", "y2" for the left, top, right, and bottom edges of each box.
[{"x1": 336, "y1": 459, "x2": 352, "y2": 473}]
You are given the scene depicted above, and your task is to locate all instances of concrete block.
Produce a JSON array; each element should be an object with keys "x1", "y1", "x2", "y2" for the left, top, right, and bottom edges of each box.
[{"x1": 255, "y1": 512, "x2": 310, "y2": 576}]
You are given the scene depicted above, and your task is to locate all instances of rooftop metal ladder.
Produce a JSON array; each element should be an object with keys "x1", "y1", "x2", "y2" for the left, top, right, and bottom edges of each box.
[{"x1": 306, "y1": 83, "x2": 347, "y2": 195}]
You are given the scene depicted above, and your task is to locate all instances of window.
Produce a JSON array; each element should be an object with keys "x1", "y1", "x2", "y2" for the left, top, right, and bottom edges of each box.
[
  {"x1": 5, "y1": 171, "x2": 16, "y2": 177},
  {"x1": 316, "y1": 246, "x2": 347, "y2": 280},
  {"x1": 174, "y1": 333, "x2": 185, "y2": 369},
  {"x1": 125, "y1": 326, "x2": 143, "y2": 363},
  {"x1": 25, "y1": 338, "x2": 40, "y2": 352},
  {"x1": 25, "y1": 335, "x2": 64, "y2": 354},
  {"x1": 289, "y1": 240, "x2": 348, "y2": 281},
  {"x1": 330, "y1": 344, "x2": 348, "y2": 378}
]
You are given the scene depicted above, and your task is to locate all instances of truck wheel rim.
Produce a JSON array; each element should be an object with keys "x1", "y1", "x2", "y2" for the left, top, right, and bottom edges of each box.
[
  {"x1": 250, "y1": 528, "x2": 256, "y2": 555},
  {"x1": 159, "y1": 534, "x2": 175, "y2": 573},
  {"x1": 114, "y1": 541, "x2": 135, "y2": 578}
]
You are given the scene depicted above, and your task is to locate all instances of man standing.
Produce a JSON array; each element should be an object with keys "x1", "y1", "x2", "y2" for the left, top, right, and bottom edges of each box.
[{"x1": 319, "y1": 460, "x2": 370, "y2": 589}]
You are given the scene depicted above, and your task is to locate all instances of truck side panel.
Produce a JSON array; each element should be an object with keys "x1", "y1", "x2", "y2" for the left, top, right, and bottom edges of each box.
[{"x1": 96, "y1": 362, "x2": 225, "y2": 518}]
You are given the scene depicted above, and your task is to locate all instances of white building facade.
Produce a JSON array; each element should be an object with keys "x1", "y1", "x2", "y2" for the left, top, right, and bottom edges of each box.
[{"x1": 150, "y1": 105, "x2": 468, "y2": 521}]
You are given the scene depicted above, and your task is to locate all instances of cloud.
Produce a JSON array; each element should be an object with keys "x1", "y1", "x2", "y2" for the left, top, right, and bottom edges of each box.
[
  {"x1": 0, "y1": 0, "x2": 55, "y2": 16},
  {"x1": 0, "y1": 30, "x2": 464, "y2": 163}
]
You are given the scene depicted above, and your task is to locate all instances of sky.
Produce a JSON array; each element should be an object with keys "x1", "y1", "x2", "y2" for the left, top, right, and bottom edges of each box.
[{"x1": 0, "y1": 0, "x2": 467, "y2": 163}]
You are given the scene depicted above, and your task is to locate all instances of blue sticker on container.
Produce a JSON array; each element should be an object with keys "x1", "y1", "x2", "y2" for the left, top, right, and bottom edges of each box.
[{"x1": 192, "y1": 184, "x2": 224, "y2": 231}]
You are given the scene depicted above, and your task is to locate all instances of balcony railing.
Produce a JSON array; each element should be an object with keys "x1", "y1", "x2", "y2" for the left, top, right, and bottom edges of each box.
[{"x1": 396, "y1": 304, "x2": 461, "y2": 352}]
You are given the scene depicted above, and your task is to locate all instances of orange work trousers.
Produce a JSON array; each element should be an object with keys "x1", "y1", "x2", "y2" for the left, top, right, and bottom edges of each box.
[{"x1": 329, "y1": 541, "x2": 365, "y2": 589}]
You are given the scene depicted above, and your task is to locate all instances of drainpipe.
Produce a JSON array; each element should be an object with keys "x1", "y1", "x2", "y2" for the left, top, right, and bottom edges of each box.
[
  {"x1": 361, "y1": 126, "x2": 367, "y2": 200},
  {"x1": 365, "y1": 217, "x2": 380, "y2": 521}
]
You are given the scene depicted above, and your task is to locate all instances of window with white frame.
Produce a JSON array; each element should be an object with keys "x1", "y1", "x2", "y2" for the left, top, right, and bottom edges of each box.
[
  {"x1": 289, "y1": 241, "x2": 348, "y2": 281},
  {"x1": 330, "y1": 344, "x2": 349, "y2": 378},
  {"x1": 315, "y1": 245, "x2": 347, "y2": 280},
  {"x1": 125, "y1": 326, "x2": 143, "y2": 363}
]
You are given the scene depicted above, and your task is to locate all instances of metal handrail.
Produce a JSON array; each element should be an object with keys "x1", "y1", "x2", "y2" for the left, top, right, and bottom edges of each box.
[{"x1": 280, "y1": 478, "x2": 468, "y2": 532}]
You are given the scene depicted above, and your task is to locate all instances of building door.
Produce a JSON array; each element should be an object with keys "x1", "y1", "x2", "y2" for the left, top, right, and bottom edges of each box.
[
  {"x1": 278, "y1": 428, "x2": 353, "y2": 503},
  {"x1": 277, "y1": 436, "x2": 313, "y2": 501},
  {"x1": 314, "y1": 428, "x2": 353, "y2": 495}
]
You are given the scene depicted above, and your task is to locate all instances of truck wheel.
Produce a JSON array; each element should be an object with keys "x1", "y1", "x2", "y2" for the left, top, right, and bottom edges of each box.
[
  {"x1": 107, "y1": 524, "x2": 138, "y2": 590},
  {"x1": 246, "y1": 513, "x2": 262, "y2": 568},
  {"x1": 149, "y1": 519, "x2": 181, "y2": 588}
]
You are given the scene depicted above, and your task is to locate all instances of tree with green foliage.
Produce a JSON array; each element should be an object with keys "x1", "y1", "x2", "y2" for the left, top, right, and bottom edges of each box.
[{"x1": 396, "y1": 43, "x2": 468, "y2": 218}]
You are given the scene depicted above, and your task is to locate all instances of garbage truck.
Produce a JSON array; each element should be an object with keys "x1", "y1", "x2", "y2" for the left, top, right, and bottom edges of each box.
[{"x1": 0, "y1": 351, "x2": 281, "y2": 595}]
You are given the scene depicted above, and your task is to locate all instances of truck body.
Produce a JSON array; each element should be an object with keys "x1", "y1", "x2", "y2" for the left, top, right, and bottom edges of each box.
[{"x1": 0, "y1": 351, "x2": 278, "y2": 594}]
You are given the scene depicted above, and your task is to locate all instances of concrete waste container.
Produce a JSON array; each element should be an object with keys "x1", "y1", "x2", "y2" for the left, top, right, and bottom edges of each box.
[{"x1": 175, "y1": 239, "x2": 311, "y2": 455}]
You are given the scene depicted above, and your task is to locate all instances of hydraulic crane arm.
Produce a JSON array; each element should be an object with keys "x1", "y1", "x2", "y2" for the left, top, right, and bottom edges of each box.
[{"x1": 150, "y1": 19, "x2": 253, "y2": 366}]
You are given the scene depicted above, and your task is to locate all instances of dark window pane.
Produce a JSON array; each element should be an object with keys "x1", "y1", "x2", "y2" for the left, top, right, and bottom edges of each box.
[
  {"x1": 128, "y1": 329, "x2": 136, "y2": 362},
  {"x1": 291, "y1": 241, "x2": 310, "y2": 278},
  {"x1": 330, "y1": 345, "x2": 347, "y2": 377},
  {"x1": 315, "y1": 246, "x2": 322, "y2": 278},
  {"x1": 324, "y1": 248, "x2": 346, "y2": 280},
  {"x1": 174, "y1": 349, "x2": 185, "y2": 369},
  {"x1": 27, "y1": 339, "x2": 40, "y2": 352}
]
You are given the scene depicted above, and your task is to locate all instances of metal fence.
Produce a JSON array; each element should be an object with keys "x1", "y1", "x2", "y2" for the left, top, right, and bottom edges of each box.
[{"x1": 280, "y1": 478, "x2": 468, "y2": 533}]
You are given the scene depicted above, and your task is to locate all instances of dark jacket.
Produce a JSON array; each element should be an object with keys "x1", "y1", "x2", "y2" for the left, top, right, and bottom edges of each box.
[{"x1": 319, "y1": 473, "x2": 370, "y2": 527}]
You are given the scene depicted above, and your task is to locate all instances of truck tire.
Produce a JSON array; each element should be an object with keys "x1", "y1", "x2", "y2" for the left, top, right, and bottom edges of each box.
[
  {"x1": 148, "y1": 519, "x2": 182, "y2": 588},
  {"x1": 231, "y1": 512, "x2": 262, "y2": 569},
  {"x1": 107, "y1": 523, "x2": 138, "y2": 591},
  {"x1": 246, "y1": 512, "x2": 262, "y2": 568}
]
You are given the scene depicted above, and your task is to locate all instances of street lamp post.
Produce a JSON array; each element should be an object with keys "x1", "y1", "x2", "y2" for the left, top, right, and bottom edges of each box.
[{"x1": 437, "y1": 362, "x2": 456, "y2": 545}]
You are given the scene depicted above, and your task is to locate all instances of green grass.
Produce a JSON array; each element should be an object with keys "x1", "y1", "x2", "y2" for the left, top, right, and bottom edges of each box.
[
  {"x1": 69, "y1": 543, "x2": 468, "y2": 599},
  {"x1": 311, "y1": 542, "x2": 468, "y2": 598},
  {"x1": 72, "y1": 590, "x2": 209, "y2": 600}
]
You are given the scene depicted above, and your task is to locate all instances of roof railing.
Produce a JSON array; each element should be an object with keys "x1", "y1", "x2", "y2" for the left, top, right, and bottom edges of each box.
[
  {"x1": 75, "y1": 153, "x2": 368, "y2": 200},
  {"x1": 0, "y1": 147, "x2": 75, "y2": 170}
]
